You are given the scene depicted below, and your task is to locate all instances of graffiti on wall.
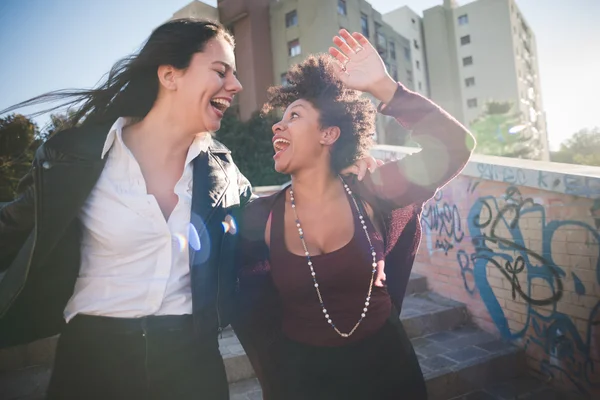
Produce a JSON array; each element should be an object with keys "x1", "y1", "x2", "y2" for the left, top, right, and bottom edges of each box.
[
  {"x1": 421, "y1": 191, "x2": 465, "y2": 256},
  {"x1": 422, "y1": 182, "x2": 600, "y2": 395}
]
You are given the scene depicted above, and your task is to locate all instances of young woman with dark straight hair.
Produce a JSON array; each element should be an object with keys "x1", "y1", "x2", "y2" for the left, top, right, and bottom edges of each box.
[{"x1": 0, "y1": 18, "x2": 250, "y2": 399}]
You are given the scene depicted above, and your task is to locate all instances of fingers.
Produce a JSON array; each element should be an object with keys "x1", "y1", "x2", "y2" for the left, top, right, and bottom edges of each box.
[
  {"x1": 329, "y1": 47, "x2": 349, "y2": 67},
  {"x1": 339, "y1": 29, "x2": 362, "y2": 51},
  {"x1": 374, "y1": 271, "x2": 387, "y2": 287},
  {"x1": 330, "y1": 57, "x2": 349, "y2": 83},
  {"x1": 351, "y1": 32, "x2": 371, "y2": 47},
  {"x1": 357, "y1": 159, "x2": 368, "y2": 181},
  {"x1": 333, "y1": 35, "x2": 356, "y2": 57},
  {"x1": 376, "y1": 159, "x2": 384, "y2": 166},
  {"x1": 363, "y1": 156, "x2": 378, "y2": 173}
]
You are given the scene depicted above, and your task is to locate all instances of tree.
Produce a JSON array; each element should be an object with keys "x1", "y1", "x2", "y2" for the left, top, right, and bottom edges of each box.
[
  {"x1": 0, "y1": 114, "x2": 40, "y2": 201},
  {"x1": 550, "y1": 127, "x2": 600, "y2": 166},
  {"x1": 469, "y1": 101, "x2": 541, "y2": 160},
  {"x1": 216, "y1": 110, "x2": 289, "y2": 187}
]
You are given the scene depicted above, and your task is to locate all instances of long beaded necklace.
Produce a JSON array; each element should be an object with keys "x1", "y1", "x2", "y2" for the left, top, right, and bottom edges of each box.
[{"x1": 289, "y1": 177, "x2": 377, "y2": 338}]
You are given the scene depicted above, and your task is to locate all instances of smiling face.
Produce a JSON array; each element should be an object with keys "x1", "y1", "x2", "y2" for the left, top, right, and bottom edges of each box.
[
  {"x1": 167, "y1": 36, "x2": 242, "y2": 133},
  {"x1": 272, "y1": 99, "x2": 339, "y2": 174}
]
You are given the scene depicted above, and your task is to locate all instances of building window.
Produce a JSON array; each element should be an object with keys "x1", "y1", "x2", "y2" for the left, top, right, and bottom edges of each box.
[
  {"x1": 418, "y1": 81, "x2": 422, "y2": 90},
  {"x1": 413, "y1": 39, "x2": 419, "y2": 49},
  {"x1": 407, "y1": 69, "x2": 413, "y2": 83},
  {"x1": 467, "y1": 98, "x2": 478, "y2": 108},
  {"x1": 390, "y1": 41, "x2": 396, "y2": 60},
  {"x1": 288, "y1": 39, "x2": 301, "y2": 57},
  {"x1": 465, "y1": 77, "x2": 475, "y2": 87},
  {"x1": 338, "y1": 0, "x2": 347, "y2": 16},
  {"x1": 416, "y1": 60, "x2": 420, "y2": 70},
  {"x1": 460, "y1": 35, "x2": 471, "y2": 45},
  {"x1": 361, "y1": 13, "x2": 369, "y2": 37},
  {"x1": 404, "y1": 46, "x2": 411, "y2": 61},
  {"x1": 463, "y1": 56, "x2": 473, "y2": 66},
  {"x1": 458, "y1": 14, "x2": 469, "y2": 25},
  {"x1": 281, "y1": 73, "x2": 289, "y2": 86},
  {"x1": 411, "y1": 18, "x2": 416, "y2": 24},
  {"x1": 375, "y1": 22, "x2": 386, "y2": 55},
  {"x1": 285, "y1": 10, "x2": 298, "y2": 27}
]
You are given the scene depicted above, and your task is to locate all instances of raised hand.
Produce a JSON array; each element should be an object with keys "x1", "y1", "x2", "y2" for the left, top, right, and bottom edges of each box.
[{"x1": 329, "y1": 29, "x2": 398, "y2": 104}]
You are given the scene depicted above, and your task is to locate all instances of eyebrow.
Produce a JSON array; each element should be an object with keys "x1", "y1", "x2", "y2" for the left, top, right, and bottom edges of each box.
[
  {"x1": 212, "y1": 61, "x2": 237, "y2": 76},
  {"x1": 290, "y1": 104, "x2": 306, "y2": 110}
]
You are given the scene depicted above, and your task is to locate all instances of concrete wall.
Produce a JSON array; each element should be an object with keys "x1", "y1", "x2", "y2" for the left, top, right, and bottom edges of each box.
[{"x1": 371, "y1": 145, "x2": 600, "y2": 397}]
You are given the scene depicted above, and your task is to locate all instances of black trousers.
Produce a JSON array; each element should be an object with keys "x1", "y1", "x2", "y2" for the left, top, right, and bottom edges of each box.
[
  {"x1": 46, "y1": 314, "x2": 229, "y2": 400},
  {"x1": 277, "y1": 317, "x2": 427, "y2": 400}
]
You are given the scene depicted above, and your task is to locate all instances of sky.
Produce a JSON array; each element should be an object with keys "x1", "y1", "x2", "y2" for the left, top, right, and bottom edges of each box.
[{"x1": 0, "y1": 0, "x2": 598, "y2": 150}]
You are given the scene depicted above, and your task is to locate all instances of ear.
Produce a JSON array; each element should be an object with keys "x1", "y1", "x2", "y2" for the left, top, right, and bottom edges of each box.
[
  {"x1": 157, "y1": 65, "x2": 179, "y2": 91},
  {"x1": 320, "y1": 126, "x2": 341, "y2": 146}
]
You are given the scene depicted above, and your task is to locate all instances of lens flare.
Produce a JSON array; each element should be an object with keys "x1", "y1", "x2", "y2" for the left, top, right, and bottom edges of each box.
[
  {"x1": 173, "y1": 233, "x2": 188, "y2": 252},
  {"x1": 222, "y1": 214, "x2": 237, "y2": 235},
  {"x1": 188, "y1": 223, "x2": 201, "y2": 251}
]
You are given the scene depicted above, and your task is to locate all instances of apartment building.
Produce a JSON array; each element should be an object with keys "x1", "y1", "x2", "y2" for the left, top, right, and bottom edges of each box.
[
  {"x1": 172, "y1": 0, "x2": 413, "y2": 143},
  {"x1": 422, "y1": 0, "x2": 549, "y2": 159},
  {"x1": 383, "y1": 6, "x2": 429, "y2": 97},
  {"x1": 269, "y1": 0, "x2": 414, "y2": 143}
]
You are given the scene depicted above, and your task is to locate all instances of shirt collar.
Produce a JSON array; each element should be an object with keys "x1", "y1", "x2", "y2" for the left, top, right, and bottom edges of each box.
[{"x1": 101, "y1": 117, "x2": 212, "y2": 162}]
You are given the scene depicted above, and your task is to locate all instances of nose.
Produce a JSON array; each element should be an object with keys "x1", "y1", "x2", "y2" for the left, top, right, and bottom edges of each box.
[
  {"x1": 272, "y1": 119, "x2": 285, "y2": 135},
  {"x1": 227, "y1": 75, "x2": 243, "y2": 94}
]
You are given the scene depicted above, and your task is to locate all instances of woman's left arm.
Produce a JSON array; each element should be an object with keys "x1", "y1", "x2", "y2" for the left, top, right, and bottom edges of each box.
[{"x1": 330, "y1": 30, "x2": 475, "y2": 209}]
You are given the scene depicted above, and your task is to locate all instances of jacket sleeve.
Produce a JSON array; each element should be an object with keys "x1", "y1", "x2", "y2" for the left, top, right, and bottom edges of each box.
[
  {"x1": 0, "y1": 167, "x2": 36, "y2": 272},
  {"x1": 236, "y1": 168, "x2": 258, "y2": 208},
  {"x1": 360, "y1": 82, "x2": 476, "y2": 211}
]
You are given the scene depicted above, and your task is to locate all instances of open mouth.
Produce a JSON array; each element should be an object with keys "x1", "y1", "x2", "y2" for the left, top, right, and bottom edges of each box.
[
  {"x1": 210, "y1": 98, "x2": 231, "y2": 116},
  {"x1": 273, "y1": 138, "x2": 291, "y2": 157}
]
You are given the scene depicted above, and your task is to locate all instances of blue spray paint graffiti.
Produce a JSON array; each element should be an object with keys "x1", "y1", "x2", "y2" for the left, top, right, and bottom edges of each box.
[{"x1": 463, "y1": 186, "x2": 600, "y2": 395}]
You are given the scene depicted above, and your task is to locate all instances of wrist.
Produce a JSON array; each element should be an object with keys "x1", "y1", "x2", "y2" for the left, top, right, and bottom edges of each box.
[{"x1": 368, "y1": 75, "x2": 398, "y2": 104}]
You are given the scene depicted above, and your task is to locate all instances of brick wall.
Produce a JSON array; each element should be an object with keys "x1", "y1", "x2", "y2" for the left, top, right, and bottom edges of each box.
[{"x1": 372, "y1": 145, "x2": 600, "y2": 397}]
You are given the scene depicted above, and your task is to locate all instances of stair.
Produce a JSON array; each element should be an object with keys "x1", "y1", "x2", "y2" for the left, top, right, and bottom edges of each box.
[{"x1": 0, "y1": 273, "x2": 536, "y2": 399}]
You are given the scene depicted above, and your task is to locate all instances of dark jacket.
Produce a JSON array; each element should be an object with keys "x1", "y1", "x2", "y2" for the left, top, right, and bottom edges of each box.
[
  {"x1": 232, "y1": 83, "x2": 475, "y2": 399},
  {"x1": 0, "y1": 122, "x2": 253, "y2": 348}
]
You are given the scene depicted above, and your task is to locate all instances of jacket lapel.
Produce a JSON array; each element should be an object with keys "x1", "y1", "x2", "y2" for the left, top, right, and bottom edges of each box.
[{"x1": 189, "y1": 144, "x2": 231, "y2": 265}]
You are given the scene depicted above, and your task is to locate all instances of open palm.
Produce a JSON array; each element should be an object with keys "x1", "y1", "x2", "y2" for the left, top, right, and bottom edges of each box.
[{"x1": 329, "y1": 30, "x2": 390, "y2": 93}]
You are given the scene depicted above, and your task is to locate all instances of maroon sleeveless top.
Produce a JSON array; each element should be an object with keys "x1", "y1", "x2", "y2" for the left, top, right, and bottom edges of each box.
[{"x1": 269, "y1": 190, "x2": 391, "y2": 347}]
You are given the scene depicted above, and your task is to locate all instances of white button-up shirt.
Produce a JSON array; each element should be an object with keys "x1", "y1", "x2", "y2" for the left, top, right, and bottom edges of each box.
[{"x1": 64, "y1": 117, "x2": 210, "y2": 322}]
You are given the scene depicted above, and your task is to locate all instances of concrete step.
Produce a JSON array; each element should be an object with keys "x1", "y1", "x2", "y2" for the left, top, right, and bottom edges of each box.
[
  {"x1": 413, "y1": 325, "x2": 525, "y2": 400},
  {"x1": 449, "y1": 375, "x2": 587, "y2": 400},
  {"x1": 401, "y1": 292, "x2": 469, "y2": 338},
  {"x1": 405, "y1": 272, "x2": 428, "y2": 295}
]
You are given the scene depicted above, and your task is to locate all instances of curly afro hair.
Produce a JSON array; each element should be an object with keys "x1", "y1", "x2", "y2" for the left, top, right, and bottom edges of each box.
[{"x1": 261, "y1": 54, "x2": 376, "y2": 173}]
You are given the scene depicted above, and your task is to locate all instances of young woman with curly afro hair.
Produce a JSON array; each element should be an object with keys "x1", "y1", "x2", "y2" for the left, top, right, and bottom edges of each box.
[{"x1": 233, "y1": 29, "x2": 476, "y2": 400}]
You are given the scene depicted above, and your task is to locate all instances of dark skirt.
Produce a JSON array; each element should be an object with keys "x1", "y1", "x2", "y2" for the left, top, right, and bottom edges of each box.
[{"x1": 276, "y1": 315, "x2": 427, "y2": 400}]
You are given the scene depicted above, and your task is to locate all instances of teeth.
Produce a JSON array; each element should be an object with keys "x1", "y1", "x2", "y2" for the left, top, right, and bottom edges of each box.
[
  {"x1": 273, "y1": 138, "x2": 290, "y2": 151},
  {"x1": 211, "y1": 98, "x2": 231, "y2": 108}
]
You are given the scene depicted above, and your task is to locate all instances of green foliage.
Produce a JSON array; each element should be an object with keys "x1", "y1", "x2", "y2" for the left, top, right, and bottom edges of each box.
[
  {"x1": 470, "y1": 101, "x2": 541, "y2": 160},
  {"x1": 0, "y1": 114, "x2": 40, "y2": 201},
  {"x1": 216, "y1": 110, "x2": 290, "y2": 187},
  {"x1": 550, "y1": 127, "x2": 600, "y2": 166}
]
